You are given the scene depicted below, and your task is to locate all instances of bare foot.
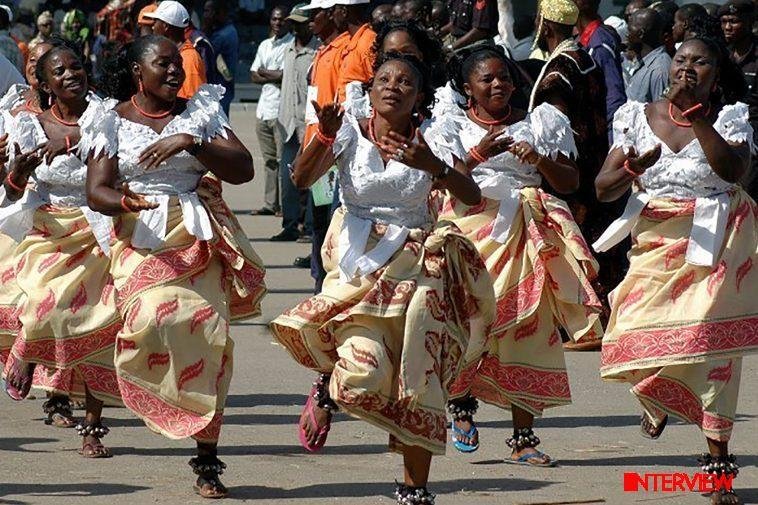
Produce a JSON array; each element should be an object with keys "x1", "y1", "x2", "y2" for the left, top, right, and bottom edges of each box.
[{"x1": 640, "y1": 413, "x2": 667, "y2": 439}]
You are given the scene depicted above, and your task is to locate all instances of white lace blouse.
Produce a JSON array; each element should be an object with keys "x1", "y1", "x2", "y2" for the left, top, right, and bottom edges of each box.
[
  {"x1": 424, "y1": 102, "x2": 576, "y2": 243},
  {"x1": 0, "y1": 95, "x2": 113, "y2": 251},
  {"x1": 611, "y1": 101, "x2": 754, "y2": 199},
  {"x1": 333, "y1": 112, "x2": 433, "y2": 230},
  {"x1": 594, "y1": 100, "x2": 755, "y2": 267},
  {"x1": 329, "y1": 112, "x2": 435, "y2": 281},
  {"x1": 80, "y1": 84, "x2": 231, "y2": 250}
]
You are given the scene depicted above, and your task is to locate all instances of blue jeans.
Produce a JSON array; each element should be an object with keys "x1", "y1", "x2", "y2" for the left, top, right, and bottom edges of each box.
[{"x1": 279, "y1": 135, "x2": 312, "y2": 236}]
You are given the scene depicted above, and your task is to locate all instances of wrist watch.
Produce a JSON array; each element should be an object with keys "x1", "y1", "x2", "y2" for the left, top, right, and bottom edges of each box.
[{"x1": 187, "y1": 135, "x2": 203, "y2": 156}]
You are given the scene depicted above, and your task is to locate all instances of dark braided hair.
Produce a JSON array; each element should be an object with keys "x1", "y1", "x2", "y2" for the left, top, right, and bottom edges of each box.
[
  {"x1": 370, "y1": 51, "x2": 435, "y2": 118},
  {"x1": 679, "y1": 35, "x2": 747, "y2": 105},
  {"x1": 99, "y1": 34, "x2": 170, "y2": 101},
  {"x1": 447, "y1": 43, "x2": 533, "y2": 111},
  {"x1": 371, "y1": 19, "x2": 446, "y2": 87},
  {"x1": 35, "y1": 36, "x2": 88, "y2": 110}
]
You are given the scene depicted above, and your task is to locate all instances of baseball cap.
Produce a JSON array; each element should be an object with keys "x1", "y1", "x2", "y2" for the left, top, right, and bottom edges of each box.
[
  {"x1": 302, "y1": 0, "x2": 368, "y2": 10},
  {"x1": 287, "y1": 3, "x2": 310, "y2": 22},
  {"x1": 144, "y1": 0, "x2": 190, "y2": 28},
  {"x1": 138, "y1": 4, "x2": 158, "y2": 26}
]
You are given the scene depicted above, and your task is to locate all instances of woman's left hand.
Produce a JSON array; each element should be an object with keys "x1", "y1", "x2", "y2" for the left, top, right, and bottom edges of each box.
[
  {"x1": 377, "y1": 130, "x2": 447, "y2": 176},
  {"x1": 665, "y1": 77, "x2": 700, "y2": 113},
  {"x1": 39, "y1": 137, "x2": 71, "y2": 165},
  {"x1": 139, "y1": 133, "x2": 194, "y2": 169},
  {"x1": 508, "y1": 140, "x2": 541, "y2": 165}
]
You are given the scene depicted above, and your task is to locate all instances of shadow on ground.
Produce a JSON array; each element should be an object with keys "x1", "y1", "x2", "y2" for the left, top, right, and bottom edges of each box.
[
  {"x1": 0, "y1": 483, "x2": 149, "y2": 503},
  {"x1": 228, "y1": 477, "x2": 552, "y2": 500},
  {"x1": 114, "y1": 443, "x2": 389, "y2": 457},
  {"x1": 0, "y1": 437, "x2": 59, "y2": 453}
]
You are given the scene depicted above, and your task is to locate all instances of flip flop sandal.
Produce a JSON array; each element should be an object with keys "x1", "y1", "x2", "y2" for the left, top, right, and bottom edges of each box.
[
  {"x1": 47, "y1": 411, "x2": 77, "y2": 428},
  {"x1": 78, "y1": 442, "x2": 112, "y2": 459},
  {"x1": 298, "y1": 393, "x2": 331, "y2": 452},
  {"x1": 640, "y1": 413, "x2": 667, "y2": 440},
  {"x1": 3, "y1": 362, "x2": 34, "y2": 401},
  {"x1": 504, "y1": 450, "x2": 557, "y2": 467},
  {"x1": 451, "y1": 420, "x2": 479, "y2": 453}
]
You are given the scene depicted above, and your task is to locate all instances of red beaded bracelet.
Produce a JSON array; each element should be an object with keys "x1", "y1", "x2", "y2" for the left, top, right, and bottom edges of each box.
[
  {"x1": 315, "y1": 129, "x2": 335, "y2": 147},
  {"x1": 5, "y1": 171, "x2": 25, "y2": 192},
  {"x1": 469, "y1": 146, "x2": 487, "y2": 164},
  {"x1": 681, "y1": 103, "x2": 704, "y2": 119}
]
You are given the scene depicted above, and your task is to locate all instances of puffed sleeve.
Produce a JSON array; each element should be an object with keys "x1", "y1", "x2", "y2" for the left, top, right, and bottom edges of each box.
[
  {"x1": 184, "y1": 83, "x2": 231, "y2": 141},
  {"x1": 715, "y1": 102, "x2": 755, "y2": 153},
  {"x1": 529, "y1": 102, "x2": 577, "y2": 160},
  {"x1": 610, "y1": 100, "x2": 644, "y2": 153},
  {"x1": 78, "y1": 100, "x2": 119, "y2": 160},
  {"x1": 0, "y1": 83, "x2": 27, "y2": 112},
  {"x1": 342, "y1": 81, "x2": 371, "y2": 119},
  {"x1": 430, "y1": 83, "x2": 466, "y2": 121},
  {"x1": 332, "y1": 112, "x2": 358, "y2": 159},
  {"x1": 421, "y1": 114, "x2": 466, "y2": 167},
  {"x1": 8, "y1": 111, "x2": 43, "y2": 156}
]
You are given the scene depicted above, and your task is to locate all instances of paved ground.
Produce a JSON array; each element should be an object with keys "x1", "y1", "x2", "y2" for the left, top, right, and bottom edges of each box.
[{"x1": 0, "y1": 106, "x2": 756, "y2": 505}]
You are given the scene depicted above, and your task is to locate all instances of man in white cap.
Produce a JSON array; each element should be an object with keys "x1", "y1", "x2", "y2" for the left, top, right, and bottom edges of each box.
[{"x1": 145, "y1": 0, "x2": 207, "y2": 99}]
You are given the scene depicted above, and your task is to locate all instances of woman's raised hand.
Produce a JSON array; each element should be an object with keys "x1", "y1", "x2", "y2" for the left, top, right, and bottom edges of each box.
[
  {"x1": 10, "y1": 142, "x2": 43, "y2": 177},
  {"x1": 508, "y1": 140, "x2": 541, "y2": 165},
  {"x1": 313, "y1": 101, "x2": 344, "y2": 137}
]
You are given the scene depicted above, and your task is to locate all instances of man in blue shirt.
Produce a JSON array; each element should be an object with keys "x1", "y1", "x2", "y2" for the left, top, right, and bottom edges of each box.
[
  {"x1": 204, "y1": 0, "x2": 239, "y2": 115},
  {"x1": 575, "y1": 0, "x2": 627, "y2": 126},
  {"x1": 626, "y1": 8, "x2": 671, "y2": 103}
]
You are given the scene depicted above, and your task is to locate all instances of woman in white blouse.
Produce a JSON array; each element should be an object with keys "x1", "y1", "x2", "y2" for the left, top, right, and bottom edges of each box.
[
  {"x1": 270, "y1": 53, "x2": 494, "y2": 504},
  {"x1": 85, "y1": 35, "x2": 266, "y2": 499},
  {"x1": 595, "y1": 36, "x2": 756, "y2": 505},
  {"x1": 1, "y1": 42, "x2": 118, "y2": 458},
  {"x1": 425, "y1": 44, "x2": 602, "y2": 467}
]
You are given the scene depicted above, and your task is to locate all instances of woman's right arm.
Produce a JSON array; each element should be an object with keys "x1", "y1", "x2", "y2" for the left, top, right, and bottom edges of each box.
[
  {"x1": 87, "y1": 154, "x2": 157, "y2": 216},
  {"x1": 292, "y1": 102, "x2": 343, "y2": 189},
  {"x1": 595, "y1": 144, "x2": 661, "y2": 202}
]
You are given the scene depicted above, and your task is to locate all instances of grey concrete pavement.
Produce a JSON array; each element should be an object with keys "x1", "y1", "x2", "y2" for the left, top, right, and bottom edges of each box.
[{"x1": 0, "y1": 107, "x2": 756, "y2": 505}]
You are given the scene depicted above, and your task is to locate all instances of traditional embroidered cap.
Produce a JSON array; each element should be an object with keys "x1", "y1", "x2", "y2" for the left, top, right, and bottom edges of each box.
[
  {"x1": 287, "y1": 3, "x2": 310, "y2": 22},
  {"x1": 537, "y1": 0, "x2": 579, "y2": 26},
  {"x1": 143, "y1": 0, "x2": 190, "y2": 28},
  {"x1": 37, "y1": 10, "x2": 54, "y2": 25},
  {"x1": 718, "y1": 0, "x2": 754, "y2": 18},
  {"x1": 138, "y1": 4, "x2": 158, "y2": 26}
]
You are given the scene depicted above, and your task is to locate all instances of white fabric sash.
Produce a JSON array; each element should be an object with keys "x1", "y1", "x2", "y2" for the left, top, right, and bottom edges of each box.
[
  {"x1": 593, "y1": 191, "x2": 730, "y2": 267},
  {"x1": 132, "y1": 192, "x2": 213, "y2": 250},
  {"x1": 0, "y1": 189, "x2": 113, "y2": 255},
  {"x1": 338, "y1": 211, "x2": 409, "y2": 282},
  {"x1": 479, "y1": 178, "x2": 522, "y2": 244}
]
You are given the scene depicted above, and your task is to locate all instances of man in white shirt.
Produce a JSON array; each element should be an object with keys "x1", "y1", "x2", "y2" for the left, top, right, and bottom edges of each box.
[{"x1": 250, "y1": 6, "x2": 294, "y2": 216}]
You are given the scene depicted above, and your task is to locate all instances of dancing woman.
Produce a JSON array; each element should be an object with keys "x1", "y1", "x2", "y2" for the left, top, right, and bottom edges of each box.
[
  {"x1": 1, "y1": 41, "x2": 119, "y2": 457},
  {"x1": 270, "y1": 53, "x2": 494, "y2": 504},
  {"x1": 594, "y1": 36, "x2": 755, "y2": 505},
  {"x1": 85, "y1": 35, "x2": 265, "y2": 498},
  {"x1": 1, "y1": 39, "x2": 84, "y2": 429},
  {"x1": 426, "y1": 45, "x2": 602, "y2": 465}
]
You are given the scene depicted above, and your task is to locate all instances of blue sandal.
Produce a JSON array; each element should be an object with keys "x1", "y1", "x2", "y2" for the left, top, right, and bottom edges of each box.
[
  {"x1": 451, "y1": 420, "x2": 480, "y2": 453},
  {"x1": 504, "y1": 449, "x2": 556, "y2": 467}
]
